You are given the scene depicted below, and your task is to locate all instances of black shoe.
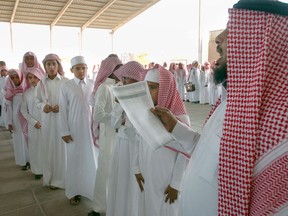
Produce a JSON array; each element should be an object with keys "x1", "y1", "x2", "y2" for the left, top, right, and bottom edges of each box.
[
  {"x1": 21, "y1": 162, "x2": 30, "y2": 170},
  {"x1": 88, "y1": 211, "x2": 100, "y2": 216},
  {"x1": 26, "y1": 162, "x2": 30, "y2": 170},
  {"x1": 35, "y1": 174, "x2": 43, "y2": 180}
]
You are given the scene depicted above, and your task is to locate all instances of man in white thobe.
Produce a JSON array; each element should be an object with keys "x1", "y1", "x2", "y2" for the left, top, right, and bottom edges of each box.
[{"x1": 59, "y1": 56, "x2": 98, "y2": 205}]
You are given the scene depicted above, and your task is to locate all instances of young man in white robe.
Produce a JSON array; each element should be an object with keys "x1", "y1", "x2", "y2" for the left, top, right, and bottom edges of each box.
[
  {"x1": 187, "y1": 61, "x2": 200, "y2": 103},
  {"x1": 175, "y1": 63, "x2": 187, "y2": 101},
  {"x1": 106, "y1": 61, "x2": 146, "y2": 216},
  {"x1": 88, "y1": 55, "x2": 123, "y2": 216},
  {"x1": 20, "y1": 67, "x2": 45, "y2": 179},
  {"x1": 134, "y1": 65, "x2": 189, "y2": 216},
  {"x1": 0, "y1": 66, "x2": 8, "y2": 127},
  {"x1": 59, "y1": 56, "x2": 98, "y2": 205},
  {"x1": 151, "y1": 1, "x2": 288, "y2": 215},
  {"x1": 4, "y1": 69, "x2": 30, "y2": 170},
  {"x1": 199, "y1": 64, "x2": 209, "y2": 104},
  {"x1": 35, "y1": 53, "x2": 69, "y2": 189}
]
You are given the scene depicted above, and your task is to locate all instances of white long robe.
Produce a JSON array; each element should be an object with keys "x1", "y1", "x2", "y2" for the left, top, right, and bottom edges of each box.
[
  {"x1": 171, "y1": 99, "x2": 227, "y2": 216},
  {"x1": 35, "y1": 74, "x2": 68, "y2": 188},
  {"x1": 106, "y1": 103, "x2": 139, "y2": 216},
  {"x1": 0, "y1": 77, "x2": 7, "y2": 126},
  {"x1": 135, "y1": 115, "x2": 190, "y2": 216},
  {"x1": 6, "y1": 93, "x2": 29, "y2": 166},
  {"x1": 92, "y1": 78, "x2": 116, "y2": 213},
  {"x1": 59, "y1": 77, "x2": 98, "y2": 200},
  {"x1": 175, "y1": 69, "x2": 186, "y2": 100},
  {"x1": 207, "y1": 70, "x2": 217, "y2": 105},
  {"x1": 199, "y1": 70, "x2": 209, "y2": 104},
  {"x1": 187, "y1": 67, "x2": 200, "y2": 102},
  {"x1": 20, "y1": 87, "x2": 43, "y2": 174}
]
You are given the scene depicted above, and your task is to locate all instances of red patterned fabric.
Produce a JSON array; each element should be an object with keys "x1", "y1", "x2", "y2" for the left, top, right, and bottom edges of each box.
[
  {"x1": 91, "y1": 56, "x2": 122, "y2": 96},
  {"x1": 21, "y1": 67, "x2": 45, "y2": 142},
  {"x1": 42, "y1": 53, "x2": 64, "y2": 76},
  {"x1": 113, "y1": 61, "x2": 146, "y2": 82},
  {"x1": 21, "y1": 51, "x2": 45, "y2": 77},
  {"x1": 204, "y1": 96, "x2": 221, "y2": 125},
  {"x1": 4, "y1": 69, "x2": 25, "y2": 101},
  {"x1": 156, "y1": 64, "x2": 187, "y2": 116},
  {"x1": 23, "y1": 67, "x2": 45, "y2": 89},
  {"x1": 218, "y1": 8, "x2": 288, "y2": 215},
  {"x1": 4, "y1": 69, "x2": 28, "y2": 144},
  {"x1": 91, "y1": 56, "x2": 122, "y2": 147}
]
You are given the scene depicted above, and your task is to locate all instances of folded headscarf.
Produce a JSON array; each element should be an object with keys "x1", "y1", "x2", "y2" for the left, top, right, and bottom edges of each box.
[
  {"x1": 91, "y1": 55, "x2": 122, "y2": 96},
  {"x1": 218, "y1": 1, "x2": 288, "y2": 215},
  {"x1": 21, "y1": 51, "x2": 45, "y2": 77},
  {"x1": 23, "y1": 67, "x2": 45, "y2": 90},
  {"x1": 113, "y1": 61, "x2": 147, "y2": 82},
  {"x1": 4, "y1": 69, "x2": 25, "y2": 101},
  {"x1": 154, "y1": 64, "x2": 187, "y2": 116},
  {"x1": 42, "y1": 53, "x2": 64, "y2": 76}
]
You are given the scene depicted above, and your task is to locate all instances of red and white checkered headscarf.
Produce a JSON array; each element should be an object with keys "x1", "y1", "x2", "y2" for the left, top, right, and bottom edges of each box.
[
  {"x1": 113, "y1": 61, "x2": 147, "y2": 82},
  {"x1": 4, "y1": 69, "x2": 28, "y2": 143},
  {"x1": 154, "y1": 64, "x2": 187, "y2": 116},
  {"x1": 23, "y1": 67, "x2": 45, "y2": 90},
  {"x1": 4, "y1": 69, "x2": 26, "y2": 101},
  {"x1": 218, "y1": 6, "x2": 288, "y2": 215},
  {"x1": 42, "y1": 53, "x2": 64, "y2": 76},
  {"x1": 91, "y1": 56, "x2": 122, "y2": 96},
  {"x1": 21, "y1": 51, "x2": 45, "y2": 77}
]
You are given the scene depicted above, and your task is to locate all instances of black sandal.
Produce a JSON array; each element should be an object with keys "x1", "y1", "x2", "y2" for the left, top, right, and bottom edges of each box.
[{"x1": 69, "y1": 195, "x2": 81, "y2": 205}]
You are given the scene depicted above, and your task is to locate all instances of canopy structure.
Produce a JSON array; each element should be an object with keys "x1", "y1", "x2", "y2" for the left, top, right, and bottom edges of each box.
[
  {"x1": 0, "y1": 0, "x2": 159, "y2": 31},
  {"x1": 0, "y1": 0, "x2": 160, "y2": 52}
]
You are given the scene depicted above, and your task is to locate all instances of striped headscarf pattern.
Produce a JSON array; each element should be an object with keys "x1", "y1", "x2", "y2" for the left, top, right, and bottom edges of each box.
[
  {"x1": 42, "y1": 53, "x2": 64, "y2": 76},
  {"x1": 4, "y1": 69, "x2": 26, "y2": 101},
  {"x1": 155, "y1": 64, "x2": 187, "y2": 116},
  {"x1": 113, "y1": 60, "x2": 146, "y2": 82},
  {"x1": 4, "y1": 69, "x2": 28, "y2": 144},
  {"x1": 218, "y1": 6, "x2": 288, "y2": 215},
  {"x1": 21, "y1": 51, "x2": 45, "y2": 77},
  {"x1": 23, "y1": 67, "x2": 45, "y2": 90},
  {"x1": 91, "y1": 56, "x2": 122, "y2": 96}
]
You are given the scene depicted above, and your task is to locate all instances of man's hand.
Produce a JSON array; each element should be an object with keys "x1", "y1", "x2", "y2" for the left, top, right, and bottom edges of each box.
[
  {"x1": 62, "y1": 135, "x2": 73, "y2": 143},
  {"x1": 150, "y1": 107, "x2": 178, "y2": 133},
  {"x1": 164, "y1": 185, "x2": 179, "y2": 204},
  {"x1": 43, "y1": 104, "x2": 52, "y2": 113},
  {"x1": 34, "y1": 122, "x2": 41, "y2": 129},
  {"x1": 8, "y1": 124, "x2": 13, "y2": 133},
  {"x1": 135, "y1": 173, "x2": 145, "y2": 192},
  {"x1": 52, "y1": 105, "x2": 59, "y2": 113}
]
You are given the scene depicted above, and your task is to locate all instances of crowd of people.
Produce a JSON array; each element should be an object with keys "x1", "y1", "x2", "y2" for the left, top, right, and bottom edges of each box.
[
  {"x1": 0, "y1": 0, "x2": 287, "y2": 216},
  {"x1": 167, "y1": 60, "x2": 222, "y2": 105}
]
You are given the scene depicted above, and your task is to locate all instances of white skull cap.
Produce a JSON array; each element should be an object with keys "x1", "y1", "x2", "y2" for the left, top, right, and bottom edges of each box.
[{"x1": 71, "y1": 56, "x2": 86, "y2": 68}]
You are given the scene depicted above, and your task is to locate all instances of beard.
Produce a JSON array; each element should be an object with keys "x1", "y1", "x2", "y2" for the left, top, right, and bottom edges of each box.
[{"x1": 213, "y1": 61, "x2": 227, "y2": 86}]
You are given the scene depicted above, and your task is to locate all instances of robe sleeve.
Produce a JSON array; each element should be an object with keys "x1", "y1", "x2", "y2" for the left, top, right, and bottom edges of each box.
[
  {"x1": 111, "y1": 102, "x2": 124, "y2": 129},
  {"x1": 35, "y1": 81, "x2": 47, "y2": 112},
  {"x1": 171, "y1": 121, "x2": 201, "y2": 155},
  {"x1": 20, "y1": 91, "x2": 38, "y2": 126},
  {"x1": 59, "y1": 85, "x2": 70, "y2": 137},
  {"x1": 170, "y1": 153, "x2": 188, "y2": 191},
  {"x1": 5, "y1": 100, "x2": 12, "y2": 126},
  {"x1": 133, "y1": 133, "x2": 141, "y2": 174},
  {"x1": 93, "y1": 84, "x2": 112, "y2": 124}
]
